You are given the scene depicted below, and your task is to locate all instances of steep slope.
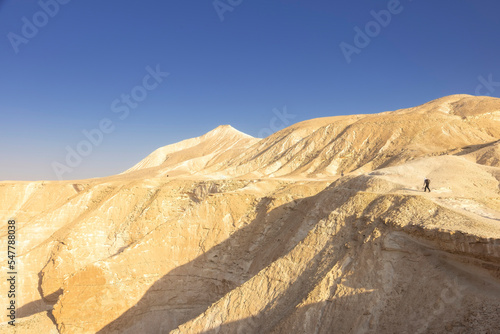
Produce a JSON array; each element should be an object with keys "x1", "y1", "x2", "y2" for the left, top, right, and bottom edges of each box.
[{"x1": 460, "y1": 140, "x2": 500, "y2": 167}]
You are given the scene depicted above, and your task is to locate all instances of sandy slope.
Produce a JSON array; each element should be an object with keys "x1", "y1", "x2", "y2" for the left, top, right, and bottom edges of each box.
[{"x1": 0, "y1": 95, "x2": 499, "y2": 333}]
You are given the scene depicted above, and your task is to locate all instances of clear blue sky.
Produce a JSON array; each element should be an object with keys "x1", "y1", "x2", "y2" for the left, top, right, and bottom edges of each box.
[{"x1": 1, "y1": 0, "x2": 499, "y2": 181}]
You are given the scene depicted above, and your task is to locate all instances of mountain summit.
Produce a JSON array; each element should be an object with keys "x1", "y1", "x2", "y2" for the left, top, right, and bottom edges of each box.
[{"x1": 124, "y1": 124, "x2": 258, "y2": 176}]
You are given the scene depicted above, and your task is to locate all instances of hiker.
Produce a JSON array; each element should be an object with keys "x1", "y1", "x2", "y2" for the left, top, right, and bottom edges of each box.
[{"x1": 423, "y1": 178, "x2": 431, "y2": 192}]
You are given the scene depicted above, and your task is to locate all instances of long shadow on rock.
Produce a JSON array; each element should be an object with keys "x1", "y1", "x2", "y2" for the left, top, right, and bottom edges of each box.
[
  {"x1": 193, "y1": 217, "x2": 369, "y2": 334},
  {"x1": 95, "y1": 176, "x2": 369, "y2": 333}
]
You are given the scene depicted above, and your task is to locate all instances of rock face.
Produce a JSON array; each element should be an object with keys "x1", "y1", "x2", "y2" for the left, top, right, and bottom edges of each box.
[{"x1": 1, "y1": 94, "x2": 500, "y2": 333}]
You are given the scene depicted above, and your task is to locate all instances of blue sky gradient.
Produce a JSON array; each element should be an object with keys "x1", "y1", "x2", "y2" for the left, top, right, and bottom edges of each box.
[{"x1": 1, "y1": 0, "x2": 500, "y2": 180}]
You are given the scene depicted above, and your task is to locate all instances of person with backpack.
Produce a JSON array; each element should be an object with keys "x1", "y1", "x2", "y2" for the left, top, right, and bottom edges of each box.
[{"x1": 423, "y1": 178, "x2": 431, "y2": 192}]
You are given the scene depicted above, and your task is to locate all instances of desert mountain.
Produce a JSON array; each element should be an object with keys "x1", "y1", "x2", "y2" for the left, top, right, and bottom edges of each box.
[
  {"x1": 124, "y1": 125, "x2": 259, "y2": 177},
  {"x1": 1, "y1": 94, "x2": 500, "y2": 333},
  {"x1": 124, "y1": 94, "x2": 500, "y2": 179}
]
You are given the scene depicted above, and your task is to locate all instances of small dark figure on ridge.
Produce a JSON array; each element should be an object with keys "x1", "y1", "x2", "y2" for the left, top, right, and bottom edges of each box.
[{"x1": 423, "y1": 178, "x2": 431, "y2": 192}]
